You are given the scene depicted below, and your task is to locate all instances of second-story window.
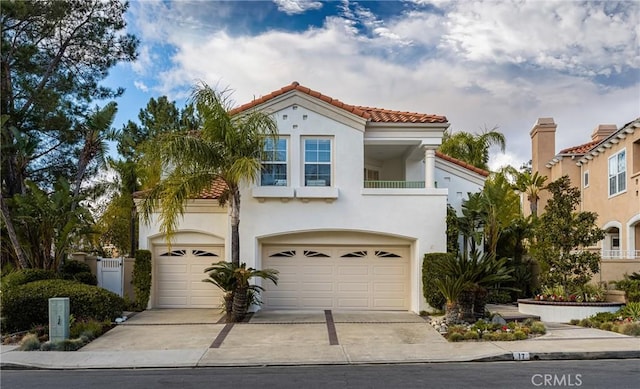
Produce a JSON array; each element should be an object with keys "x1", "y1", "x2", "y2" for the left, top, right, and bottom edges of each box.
[
  {"x1": 261, "y1": 138, "x2": 288, "y2": 186},
  {"x1": 608, "y1": 149, "x2": 626, "y2": 196},
  {"x1": 304, "y1": 138, "x2": 332, "y2": 186}
]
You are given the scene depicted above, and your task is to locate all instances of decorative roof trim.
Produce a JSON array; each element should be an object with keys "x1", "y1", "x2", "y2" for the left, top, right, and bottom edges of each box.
[
  {"x1": 435, "y1": 151, "x2": 490, "y2": 177},
  {"x1": 230, "y1": 81, "x2": 447, "y2": 124},
  {"x1": 577, "y1": 118, "x2": 639, "y2": 166}
]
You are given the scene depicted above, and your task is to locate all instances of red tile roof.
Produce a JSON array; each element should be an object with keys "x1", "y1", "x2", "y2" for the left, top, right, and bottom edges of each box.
[
  {"x1": 435, "y1": 151, "x2": 490, "y2": 177},
  {"x1": 230, "y1": 82, "x2": 447, "y2": 124},
  {"x1": 133, "y1": 178, "x2": 227, "y2": 200},
  {"x1": 558, "y1": 140, "x2": 599, "y2": 155}
]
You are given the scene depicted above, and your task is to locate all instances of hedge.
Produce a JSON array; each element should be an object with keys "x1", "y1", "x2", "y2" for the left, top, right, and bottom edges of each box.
[
  {"x1": 2, "y1": 279, "x2": 124, "y2": 333},
  {"x1": 1, "y1": 269, "x2": 58, "y2": 293},
  {"x1": 60, "y1": 260, "x2": 97, "y2": 285},
  {"x1": 132, "y1": 250, "x2": 152, "y2": 310},
  {"x1": 422, "y1": 252, "x2": 454, "y2": 311}
]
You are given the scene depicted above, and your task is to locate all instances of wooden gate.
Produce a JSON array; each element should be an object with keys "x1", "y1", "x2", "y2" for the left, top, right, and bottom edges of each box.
[{"x1": 97, "y1": 257, "x2": 123, "y2": 297}]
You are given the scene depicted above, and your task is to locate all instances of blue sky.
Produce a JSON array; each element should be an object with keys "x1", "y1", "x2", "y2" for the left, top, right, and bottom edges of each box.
[{"x1": 104, "y1": 0, "x2": 640, "y2": 169}]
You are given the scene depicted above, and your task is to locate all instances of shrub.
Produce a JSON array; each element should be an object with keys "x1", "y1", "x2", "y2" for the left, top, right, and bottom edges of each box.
[
  {"x1": 463, "y1": 331, "x2": 479, "y2": 340},
  {"x1": 448, "y1": 332, "x2": 464, "y2": 342},
  {"x1": 70, "y1": 319, "x2": 108, "y2": 340},
  {"x1": 132, "y1": 250, "x2": 152, "y2": 310},
  {"x1": 569, "y1": 319, "x2": 580, "y2": 325},
  {"x1": 619, "y1": 322, "x2": 640, "y2": 336},
  {"x1": 482, "y1": 332, "x2": 496, "y2": 341},
  {"x1": 600, "y1": 322, "x2": 614, "y2": 331},
  {"x1": 1, "y1": 269, "x2": 58, "y2": 291},
  {"x1": 18, "y1": 333, "x2": 41, "y2": 351},
  {"x1": 497, "y1": 332, "x2": 516, "y2": 341},
  {"x1": 69, "y1": 272, "x2": 98, "y2": 286},
  {"x1": 2, "y1": 279, "x2": 124, "y2": 333},
  {"x1": 530, "y1": 322, "x2": 546, "y2": 334},
  {"x1": 578, "y1": 319, "x2": 593, "y2": 328},
  {"x1": 619, "y1": 302, "x2": 640, "y2": 320},
  {"x1": 613, "y1": 276, "x2": 640, "y2": 303},
  {"x1": 422, "y1": 253, "x2": 453, "y2": 311},
  {"x1": 487, "y1": 290, "x2": 512, "y2": 304},
  {"x1": 46, "y1": 338, "x2": 85, "y2": 351},
  {"x1": 60, "y1": 260, "x2": 92, "y2": 275},
  {"x1": 513, "y1": 330, "x2": 527, "y2": 340}
]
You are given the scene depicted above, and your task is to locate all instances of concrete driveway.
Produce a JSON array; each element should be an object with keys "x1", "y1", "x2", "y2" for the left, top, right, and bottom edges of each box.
[{"x1": 80, "y1": 309, "x2": 445, "y2": 353}]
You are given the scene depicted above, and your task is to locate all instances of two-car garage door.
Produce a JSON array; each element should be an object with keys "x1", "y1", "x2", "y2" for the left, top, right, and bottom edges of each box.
[
  {"x1": 262, "y1": 246, "x2": 410, "y2": 310},
  {"x1": 154, "y1": 246, "x2": 224, "y2": 308}
]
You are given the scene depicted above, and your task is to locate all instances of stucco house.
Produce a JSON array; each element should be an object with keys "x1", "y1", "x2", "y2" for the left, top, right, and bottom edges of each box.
[
  {"x1": 138, "y1": 82, "x2": 487, "y2": 312},
  {"x1": 530, "y1": 117, "x2": 640, "y2": 283}
]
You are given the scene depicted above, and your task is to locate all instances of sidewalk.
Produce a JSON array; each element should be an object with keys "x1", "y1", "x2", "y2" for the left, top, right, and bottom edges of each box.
[{"x1": 1, "y1": 309, "x2": 639, "y2": 370}]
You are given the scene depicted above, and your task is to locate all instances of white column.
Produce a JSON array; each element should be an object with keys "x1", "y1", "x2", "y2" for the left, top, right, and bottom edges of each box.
[{"x1": 424, "y1": 147, "x2": 436, "y2": 188}]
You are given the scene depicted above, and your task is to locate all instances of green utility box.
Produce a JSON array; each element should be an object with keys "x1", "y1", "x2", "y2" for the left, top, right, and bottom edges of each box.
[{"x1": 49, "y1": 297, "x2": 70, "y2": 342}]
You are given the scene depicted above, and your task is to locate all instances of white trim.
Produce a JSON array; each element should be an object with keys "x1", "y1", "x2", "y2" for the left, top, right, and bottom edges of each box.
[
  {"x1": 627, "y1": 214, "x2": 640, "y2": 257},
  {"x1": 607, "y1": 148, "x2": 627, "y2": 198},
  {"x1": 583, "y1": 170, "x2": 590, "y2": 188}
]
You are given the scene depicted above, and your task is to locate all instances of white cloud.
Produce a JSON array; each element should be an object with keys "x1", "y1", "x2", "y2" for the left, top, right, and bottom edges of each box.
[
  {"x1": 273, "y1": 0, "x2": 323, "y2": 15},
  {"x1": 123, "y1": 1, "x2": 639, "y2": 170},
  {"x1": 133, "y1": 80, "x2": 149, "y2": 92}
]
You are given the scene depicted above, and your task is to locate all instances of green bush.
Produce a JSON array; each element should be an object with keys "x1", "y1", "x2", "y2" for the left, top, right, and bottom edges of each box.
[
  {"x1": 448, "y1": 332, "x2": 464, "y2": 342},
  {"x1": 513, "y1": 330, "x2": 527, "y2": 340},
  {"x1": 2, "y1": 279, "x2": 124, "y2": 333},
  {"x1": 619, "y1": 322, "x2": 640, "y2": 336},
  {"x1": 422, "y1": 253, "x2": 453, "y2": 311},
  {"x1": 463, "y1": 331, "x2": 479, "y2": 340},
  {"x1": 619, "y1": 302, "x2": 640, "y2": 320},
  {"x1": 132, "y1": 250, "x2": 152, "y2": 310},
  {"x1": 1, "y1": 269, "x2": 58, "y2": 291},
  {"x1": 18, "y1": 333, "x2": 41, "y2": 351},
  {"x1": 530, "y1": 322, "x2": 546, "y2": 334},
  {"x1": 482, "y1": 332, "x2": 496, "y2": 341},
  {"x1": 60, "y1": 260, "x2": 97, "y2": 285},
  {"x1": 70, "y1": 319, "x2": 109, "y2": 340},
  {"x1": 613, "y1": 277, "x2": 640, "y2": 302},
  {"x1": 600, "y1": 322, "x2": 613, "y2": 331}
]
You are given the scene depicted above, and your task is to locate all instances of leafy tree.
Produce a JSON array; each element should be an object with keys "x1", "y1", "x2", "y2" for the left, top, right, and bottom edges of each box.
[
  {"x1": 532, "y1": 176, "x2": 605, "y2": 292},
  {"x1": 445, "y1": 204, "x2": 460, "y2": 256},
  {"x1": 1, "y1": 0, "x2": 138, "y2": 268},
  {"x1": 98, "y1": 97, "x2": 196, "y2": 256},
  {"x1": 139, "y1": 82, "x2": 278, "y2": 267},
  {"x1": 481, "y1": 172, "x2": 521, "y2": 256},
  {"x1": 439, "y1": 127, "x2": 506, "y2": 170}
]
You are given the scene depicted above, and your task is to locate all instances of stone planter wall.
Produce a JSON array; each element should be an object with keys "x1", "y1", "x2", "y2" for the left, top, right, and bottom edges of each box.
[
  {"x1": 605, "y1": 290, "x2": 627, "y2": 303},
  {"x1": 518, "y1": 299, "x2": 624, "y2": 323}
]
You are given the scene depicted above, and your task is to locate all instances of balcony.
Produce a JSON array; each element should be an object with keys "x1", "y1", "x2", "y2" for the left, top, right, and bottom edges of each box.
[
  {"x1": 364, "y1": 180, "x2": 425, "y2": 189},
  {"x1": 602, "y1": 250, "x2": 640, "y2": 260}
]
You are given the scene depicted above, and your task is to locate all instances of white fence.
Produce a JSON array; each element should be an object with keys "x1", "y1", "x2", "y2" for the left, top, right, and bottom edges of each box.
[{"x1": 97, "y1": 257, "x2": 123, "y2": 297}]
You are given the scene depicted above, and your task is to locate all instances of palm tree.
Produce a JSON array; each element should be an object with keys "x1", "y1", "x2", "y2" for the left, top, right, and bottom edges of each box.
[
  {"x1": 231, "y1": 263, "x2": 278, "y2": 322},
  {"x1": 513, "y1": 171, "x2": 547, "y2": 218},
  {"x1": 139, "y1": 82, "x2": 278, "y2": 267},
  {"x1": 439, "y1": 127, "x2": 506, "y2": 170},
  {"x1": 203, "y1": 261, "x2": 237, "y2": 315},
  {"x1": 481, "y1": 172, "x2": 521, "y2": 256}
]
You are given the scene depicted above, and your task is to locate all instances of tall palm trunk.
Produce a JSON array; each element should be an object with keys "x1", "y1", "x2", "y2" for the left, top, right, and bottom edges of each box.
[
  {"x1": 229, "y1": 187, "x2": 240, "y2": 267},
  {"x1": 232, "y1": 285, "x2": 248, "y2": 322},
  {"x1": 445, "y1": 301, "x2": 461, "y2": 324},
  {"x1": 0, "y1": 193, "x2": 28, "y2": 269}
]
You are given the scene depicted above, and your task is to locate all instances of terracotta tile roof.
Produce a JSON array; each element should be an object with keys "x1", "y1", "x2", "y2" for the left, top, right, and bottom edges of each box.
[
  {"x1": 558, "y1": 140, "x2": 599, "y2": 155},
  {"x1": 133, "y1": 178, "x2": 227, "y2": 200},
  {"x1": 230, "y1": 81, "x2": 447, "y2": 124},
  {"x1": 435, "y1": 151, "x2": 490, "y2": 177}
]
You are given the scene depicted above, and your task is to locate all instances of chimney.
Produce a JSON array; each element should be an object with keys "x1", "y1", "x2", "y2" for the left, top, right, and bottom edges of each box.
[
  {"x1": 591, "y1": 124, "x2": 617, "y2": 142},
  {"x1": 530, "y1": 117, "x2": 556, "y2": 176}
]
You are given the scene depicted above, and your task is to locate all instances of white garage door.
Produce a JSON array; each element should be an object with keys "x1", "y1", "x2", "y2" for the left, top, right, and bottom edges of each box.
[
  {"x1": 262, "y1": 246, "x2": 410, "y2": 310},
  {"x1": 154, "y1": 246, "x2": 224, "y2": 308}
]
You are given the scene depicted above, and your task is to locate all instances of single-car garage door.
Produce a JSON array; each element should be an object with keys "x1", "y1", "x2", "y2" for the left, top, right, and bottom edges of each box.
[
  {"x1": 154, "y1": 246, "x2": 224, "y2": 308},
  {"x1": 262, "y1": 246, "x2": 409, "y2": 310}
]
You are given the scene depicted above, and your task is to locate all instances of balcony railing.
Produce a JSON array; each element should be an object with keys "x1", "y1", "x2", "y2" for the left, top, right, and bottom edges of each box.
[
  {"x1": 601, "y1": 250, "x2": 640, "y2": 260},
  {"x1": 364, "y1": 180, "x2": 425, "y2": 189}
]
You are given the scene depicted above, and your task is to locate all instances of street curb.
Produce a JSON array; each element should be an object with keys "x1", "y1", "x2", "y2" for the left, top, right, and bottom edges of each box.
[{"x1": 473, "y1": 351, "x2": 640, "y2": 362}]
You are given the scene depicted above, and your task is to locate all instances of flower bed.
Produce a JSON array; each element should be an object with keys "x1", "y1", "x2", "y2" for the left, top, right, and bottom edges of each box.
[
  {"x1": 518, "y1": 299, "x2": 623, "y2": 323},
  {"x1": 428, "y1": 316, "x2": 546, "y2": 342},
  {"x1": 570, "y1": 303, "x2": 640, "y2": 336}
]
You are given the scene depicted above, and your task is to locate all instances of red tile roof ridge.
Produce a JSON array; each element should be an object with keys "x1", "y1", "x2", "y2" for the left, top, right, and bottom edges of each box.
[
  {"x1": 435, "y1": 151, "x2": 490, "y2": 177},
  {"x1": 133, "y1": 178, "x2": 227, "y2": 200},
  {"x1": 558, "y1": 140, "x2": 599, "y2": 155},
  {"x1": 230, "y1": 82, "x2": 446, "y2": 123}
]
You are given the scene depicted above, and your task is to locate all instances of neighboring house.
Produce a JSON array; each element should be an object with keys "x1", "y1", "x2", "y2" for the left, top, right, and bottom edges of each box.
[
  {"x1": 138, "y1": 82, "x2": 487, "y2": 312},
  {"x1": 530, "y1": 117, "x2": 640, "y2": 282}
]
